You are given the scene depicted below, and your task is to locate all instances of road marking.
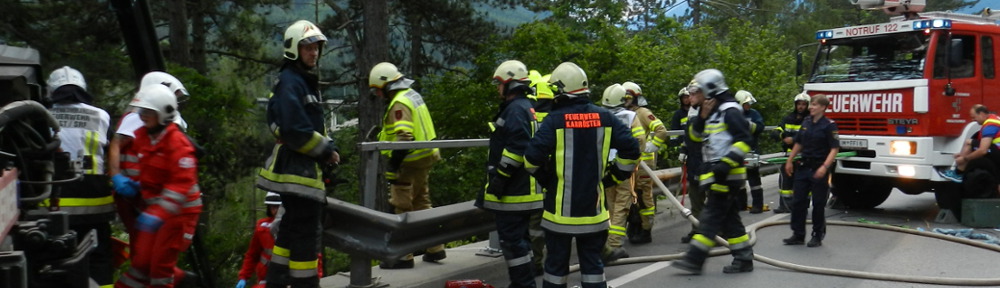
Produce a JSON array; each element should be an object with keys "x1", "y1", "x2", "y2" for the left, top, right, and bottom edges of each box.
[{"x1": 607, "y1": 261, "x2": 672, "y2": 287}]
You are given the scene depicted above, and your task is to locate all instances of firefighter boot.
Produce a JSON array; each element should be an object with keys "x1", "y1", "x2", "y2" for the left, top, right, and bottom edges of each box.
[
  {"x1": 630, "y1": 229, "x2": 652, "y2": 244},
  {"x1": 722, "y1": 247, "x2": 754, "y2": 274},
  {"x1": 807, "y1": 231, "x2": 825, "y2": 247},
  {"x1": 773, "y1": 197, "x2": 791, "y2": 214},
  {"x1": 601, "y1": 245, "x2": 629, "y2": 263},
  {"x1": 680, "y1": 230, "x2": 696, "y2": 244},
  {"x1": 672, "y1": 247, "x2": 708, "y2": 275}
]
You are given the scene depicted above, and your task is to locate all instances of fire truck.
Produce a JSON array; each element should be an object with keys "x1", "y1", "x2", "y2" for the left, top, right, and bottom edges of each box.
[{"x1": 803, "y1": 0, "x2": 1000, "y2": 209}]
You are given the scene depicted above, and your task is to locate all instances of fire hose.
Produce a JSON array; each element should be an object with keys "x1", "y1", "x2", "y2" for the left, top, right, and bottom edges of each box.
[{"x1": 564, "y1": 162, "x2": 1000, "y2": 286}]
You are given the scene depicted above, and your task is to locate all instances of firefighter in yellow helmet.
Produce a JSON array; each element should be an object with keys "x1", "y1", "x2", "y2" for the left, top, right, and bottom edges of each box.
[
  {"x1": 621, "y1": 81, "x2": 668, "y2": 244},
  {"x1": 599, "y1": 83, "x2": 645, "y2": 264},
  {"x1": 369, "y1": 62, "x2": 445, "y2": 269},
  {"x1": 524, "y1": 62, "x2": 639, "y2": 288},
  {"x1": 256, "y1": 19, "x2": 339, "y2": 287}
]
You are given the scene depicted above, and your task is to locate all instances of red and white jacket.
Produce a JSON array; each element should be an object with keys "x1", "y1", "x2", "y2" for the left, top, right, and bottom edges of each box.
[{"x1": 133, "y1": 123, "x2": 202, "y2": 218}]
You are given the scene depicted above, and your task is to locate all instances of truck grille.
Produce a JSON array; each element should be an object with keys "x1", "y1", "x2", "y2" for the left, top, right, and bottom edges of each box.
[{"x1": 828, "y1": 117, "x2": 887, "y2": 134}]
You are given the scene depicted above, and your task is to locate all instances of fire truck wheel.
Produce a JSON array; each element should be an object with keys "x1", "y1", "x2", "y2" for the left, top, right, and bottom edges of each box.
[{"x1": 831, "y1": 174, "x2": 892, "y2": 209}]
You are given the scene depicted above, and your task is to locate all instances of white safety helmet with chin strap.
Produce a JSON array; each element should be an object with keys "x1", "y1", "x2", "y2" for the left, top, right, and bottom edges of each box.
[
  {"x1": 368, "y1": 62, "x2": 404, "y2": 90},
  {"x1": 548, "y1": 62, "x2": 589, "y2": 98},
  {"x1": 492, "y1": 60, "x2": 530, "y2": 94},
  {"x1": 622, "y1": 81, "x2": 648, "y2": 106},
  {"x1": 601, "y1": 84, "x2": 627, "y2": 107},
  {"x1": 678, "y1": 87, "x2": 689, "y2": 97},
  {"x1": 130, "y1": 84, "x2": 178, "y2": 126},
  {"x1": 140, "y1": 71, "x2": 189, "y2": 100},
  {"x1": 283, "y1": 20, "x2": 327, "y2": 61},
  {"x1": 794, "y1": 92, "x2": 810, "y2": 103},
  {"x1": 693, "y1": 69, "x2": 728, "y2": 99},
  {"x1": 264, "y1": 192, "x2": 282, "y2": 206},
  {"x1": 47, "y1": 66, "x2": 87, "y2": 93},
  {"x1": 735, "y1": 90, "x2": 756, "y2": 105}
]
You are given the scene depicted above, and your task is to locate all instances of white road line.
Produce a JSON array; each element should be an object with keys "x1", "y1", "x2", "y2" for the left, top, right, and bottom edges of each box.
[{"x1": 607, "y1": 261, "x2": 673, "y2": 287}]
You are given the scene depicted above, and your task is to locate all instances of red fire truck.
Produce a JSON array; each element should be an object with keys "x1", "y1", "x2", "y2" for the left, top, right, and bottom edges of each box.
[{"x1": 804, "y1": 0, "x2": 1000, "y2": 209}]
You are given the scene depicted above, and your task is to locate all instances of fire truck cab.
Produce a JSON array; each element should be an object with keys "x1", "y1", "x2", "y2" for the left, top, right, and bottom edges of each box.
[{"x1": 805, "y1": 0, "x2": 1000, "y2": 208}]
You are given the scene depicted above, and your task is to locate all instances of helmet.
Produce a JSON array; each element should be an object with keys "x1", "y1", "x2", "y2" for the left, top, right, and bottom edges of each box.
[
  {"x1": 677, "y1": 87, "x2": 689, "y2": 97},
  {"x1": 47, "y1": 66, "x2": 86, "y2": 92},
  {"x1": 528, "y1": 70, "x2": 553, "y2": 100},
  {"x1": 622, "y1": 81, "x2": 642, "y2": 97},
  {"x1": 130, "y1": 84, "x2": 178, "y2": 126},
  {"x1": 548, "y1": 62, "x2": 589, "y2": 97},
  {"x1": 140, "y1": 71, "x2": 189, "y2": 99},
  {"x1": 369, "y1": 62, "x2": 404, "y2": 89},
  {"x1": 283, "y1": 20, "x2": 327, "y2": 61},
  {"x1": 492, "y1": 60, "x2": 530, "y2": 93},
  {"x1": 601, "y1": 84, "x2": 627, "y2": 107},
  {"x1": 686, "y1": 79, "x2": 702, "y2": 94},
  {"x1": 264, "y1": 192, "x2": 282, "y2": 205},
  {"x1": 735, "y1": 90, "x2": 756, "y2": 105},
  {"x1": 794, "y1": 92, "x2": 810, "y2": 103},
  {"x1": 693, "y1": 69, "x2": 728, "y2": 98}
]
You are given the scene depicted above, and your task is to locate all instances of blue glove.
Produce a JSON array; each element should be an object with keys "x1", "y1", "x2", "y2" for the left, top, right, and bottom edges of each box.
[
  {"x1": 111, "y1": 174, "x2": 139, "y2": 197},
  {"x1": 136, "y1": 212, "x2": 164, "y2": 233},
  {"x1": 235, "y1": 279, "x2": 246, "y2": 288}
]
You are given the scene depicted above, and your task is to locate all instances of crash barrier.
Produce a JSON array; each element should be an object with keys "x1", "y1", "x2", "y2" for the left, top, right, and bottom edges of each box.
[{"x1": 333, "y1": 127, "x2": 780, "y2": 287}]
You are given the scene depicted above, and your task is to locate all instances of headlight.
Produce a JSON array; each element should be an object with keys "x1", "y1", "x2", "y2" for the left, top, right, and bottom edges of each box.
[{"x1": 890, "y1": 141, "x2": 916, "y2": 155}]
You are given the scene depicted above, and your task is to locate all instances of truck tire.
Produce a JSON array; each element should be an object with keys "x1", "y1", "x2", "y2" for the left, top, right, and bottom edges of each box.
[{"x1": 832, "y1": 174, "x2": 893, "y2": 209}]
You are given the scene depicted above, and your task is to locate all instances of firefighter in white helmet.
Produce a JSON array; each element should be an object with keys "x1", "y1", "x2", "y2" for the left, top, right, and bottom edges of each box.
[
  {"x1": 256, "y1": 19, "x2": 339, "y2": 287},
  {"x1": 772, "y1": 92, "x2": 811, "y2": 213},
  {"x1": 524, "y1": 62, "x2": 639, "y2": 288},
  {"x1": 673, "y1": 69, "x2": 755, "y2": 275},
  {"x1": 598, "y1": 83, "x2": 645, "y2": 264},
  {"x1": 735, "y1": 90, "x2": 766, "y2": 213},
  {"x1": 620, "y1": 81, "x2": 667, "y2": 244},
  {"x1": 680, "y1": 79, "x2": 706, "y2": 244},
  {"x1": 369, "y1": 61, "x2": 445, "y2": 268}
]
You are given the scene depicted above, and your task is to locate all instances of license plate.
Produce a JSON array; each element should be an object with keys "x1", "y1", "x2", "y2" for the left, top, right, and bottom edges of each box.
[{"x1": 839, "y1": 139, "x2": 867, "y2": 150}]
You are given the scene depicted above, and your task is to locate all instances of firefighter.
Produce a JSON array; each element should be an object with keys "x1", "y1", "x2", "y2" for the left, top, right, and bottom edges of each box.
[
  {"x1": 941, "y1": 104, "x2": 1000, "y2": 184},
  {"x1": 783, "y1": 94, "x2": 840, "y2": 248},
  {"x1": 679, "y1": 81, "x2": 706, "y2": 244},
  {"x1": 598, "y1": 83, "x2": 644, "y2": 263},
  {"x1": 236, "y1": 192, "x2": 323, "y2": 288},
  {"x1": 524, "y1": 62, "x2": 640, "y2": 288},
  {"x1": 621, "y1": 81, "x2": 668, "y2": 244},
  {"x1": 772, "y1": 92, "x2": 810, "y2": 213},
  {"x1": 476, "y1": 60, "x2": 544, "y2": 288},
  {"x1": 672, "y1": 69, "x2": 755, "y2": 274},
  {"x1": 115, "y1": 84, "x2": 202, "y2": 288},
  {"x1": 668, "y1": 87, "x2": 692, "y2": 149},
  {"x1": 526, "y1": 69, "x2": 551, "y2": 274},
  {"x1": 735, "y1": 90, "x2": 765, "y2": 214},
  {"x1": 369, "y1": 61, "x2": 445, "y2": 268},
  {"x1": 43, "y1": 66, "x2": 115, "y2": 288},
  {"x1": 256, "y1": 20, "x2": 339, "y2": 288}
]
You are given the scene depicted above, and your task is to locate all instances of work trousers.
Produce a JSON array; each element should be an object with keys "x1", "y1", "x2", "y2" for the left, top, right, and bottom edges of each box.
[
  {"x1": 606, "y1": 180, "x2": 633, "y2": 248},
  {"x1": 543, "y1": 230, "x2": 607, "y2": 288},
  {"x1": 779, "y1": 167, "x2": 795, "y2": 204},
  {"x1": 496, "y1": 212, "x2": 537, "y2": 288},
  {"x1": 267, "y1": 194, "x2": 323, "y2": 288},
  {"x1": 634, "y1": 159, "x2": 656, "y2": 229},
  {"x1": 695, "y1": 185, "x2": 749, "y2": 245},
  {"x1": 116, "y1": 213, "x2": 198, "y2": 288},
  {"x1": 529, "y1": 211, "x2": 545, "y2": 273},
  {"x1": 738, "y1": 167, "x2": 764, "y2": 209},
  {"x1": 790, "y1": 166, "x2": 830, "y2": 237},
  {"x1": 389, "y1": 154, "x2": 444, "y2": 258},
  {"x1": 684, "y1": 159, "x2": 705, "y2": 231}
]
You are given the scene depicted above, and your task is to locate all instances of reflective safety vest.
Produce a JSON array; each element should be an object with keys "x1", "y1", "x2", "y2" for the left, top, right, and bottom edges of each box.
[
  {"x1": 690, "y1": 102, "x2": 751, "y2": 193},
  {"x1": 979, "y1": 115, "x2": 1000, "y2": 149},
  {"x1": 379, "y1": 89, "x2": 438, "y2": 162},
  {"x1": 633, "y1": 107, "x2": 667, "y2": 162},
  {"x1": 41, "y1": 103, "x2": 114, "y2": 223}
]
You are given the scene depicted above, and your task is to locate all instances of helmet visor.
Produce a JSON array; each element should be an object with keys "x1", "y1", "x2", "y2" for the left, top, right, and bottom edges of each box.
[{"x1": 300, "y1": 35, "x2": 326, "y2": 46}]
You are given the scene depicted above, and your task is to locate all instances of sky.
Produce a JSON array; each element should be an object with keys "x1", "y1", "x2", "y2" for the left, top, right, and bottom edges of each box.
[{"x1": 665, "y1": 1, "x2": 997, "y2": 17}]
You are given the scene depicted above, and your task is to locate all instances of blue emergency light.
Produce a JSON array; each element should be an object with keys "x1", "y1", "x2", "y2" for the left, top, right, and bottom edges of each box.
[
  {"x1": 815, "y1": 30, "x2": 834, "y2": 40},
  {"x1": 912, "y1": 19, "x2": 952, "y2": 30}
]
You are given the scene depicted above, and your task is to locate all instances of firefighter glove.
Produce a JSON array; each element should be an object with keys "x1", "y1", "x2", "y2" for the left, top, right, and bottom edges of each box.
[
  {"x1": 644, "y1": 142, "x2": 660, "y2": 153},
  {"x1": 112, "y1": 174, "x2": 139, "y2": 198},
  {"x1": 136, "y1": 212, "x2": 164, "y2": 233},
  {"x1": 236, "y1": 279, "x2": 246, "y2": 288},
  {"x1": 678, "y1": 153, "x2": 688, "y2": 163},
  {"x1": 602, "y1": 173, "x2": 620, "y2": 189},
  {"x1": 486, "y1": 173, "x2": 510, "y2": 196}
]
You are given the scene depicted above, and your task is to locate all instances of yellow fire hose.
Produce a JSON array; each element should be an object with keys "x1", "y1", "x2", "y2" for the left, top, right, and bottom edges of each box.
[{"x1": 566, "y1": 162, "x2": 1000, "y2": 286}]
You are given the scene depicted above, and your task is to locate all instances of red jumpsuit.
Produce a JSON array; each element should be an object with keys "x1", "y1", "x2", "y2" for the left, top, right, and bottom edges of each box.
[
  {"x1": 116, "y1": 123, "x2": 201, "y2": 288},
  {"x1": 238, "y1": 216, "x2": 324, "y2": 287}
]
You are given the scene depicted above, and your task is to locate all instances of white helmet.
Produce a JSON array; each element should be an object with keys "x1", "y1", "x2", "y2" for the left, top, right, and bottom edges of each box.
[
  {"x1": 735, "y1": 90, "x2": 756, "y2": 105},
  {"x1": 548, "y1": 62, "x2": 589, "y2": 97},
  {"x1": 130, "y1": 84, "x2": 178, "y2": 126},
  {"x1": 368, "y1": 62, "x2": 404, "y2": 89},
  {"x1": 622, "y1": 81, "x2": 641, "y2": 97},
  {"x1": 283, "y1": 20, "x2": 327, "y2": 61},
  {"x1": 693, "y1": 69, "x2": 728, "y2": 98},
  {"x1": 794, "y1": 92, "x2": 810, "y2": 103},
  {"x1": 47, "y1": 66, "x2": 86, "y2": 92},
  {"x1": 140, "y1": 71, "x2": 189, "y2": 99},
  {"x1": 686, "y1": 79, "x2": 702, "y2": 95},
  {"x1": 601, "y1": 84, "x2": 627, "y2": 107},
  {"x1": 264, "y1": 192, "x2": 282, "y2": 205},
  {"x1": 677, "y1": 87, "x2": 689, "y2": 97},
  {"x1": 493, "y1": 60, "x2": 530, "y2": 94}
]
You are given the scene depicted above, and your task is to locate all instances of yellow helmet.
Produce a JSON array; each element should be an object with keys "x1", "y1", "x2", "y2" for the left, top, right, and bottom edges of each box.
[
  {"x1": 794, "y1": 92, "x2": 810, "y2": 103},
  {"x1": 528, "y1": 70, "x2": 553, "y2": 100},
  {"x1": 368, "y1": 62, "x2": 404, "y2": 89},
  {"x1": 735, "y1": 90, "x2": 756, "y2": 105},
  {"x1": 283, "y1": 20, "x2": 327, "y2": 61},
  {"x1": 548, "y1": 62, "x2": 589, "y2": 97},
  {"x1": 601, "y1": 84, "x2": 627, "y2": 107}
]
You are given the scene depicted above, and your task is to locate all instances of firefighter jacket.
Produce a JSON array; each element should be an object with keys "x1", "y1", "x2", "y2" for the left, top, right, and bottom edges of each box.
[
  {"x1": 238, "y1": 217, "x2": 276, "y2": 283},
  {"x1": 379, "y1": 86, "x2": 438, "y2": 165},
  {"x1": 610, "y1": 107, "x2": 646, "y2": 160},
  {"x1": 775, "y1": 111, "x2": 808, "y2": 152},
  {"x1": 689, "y1": 95, "x2": 752, "y2": 193},
  {"x1": 524, "y1": 97, "x2": 640, "y2": 234},
  {"x1": 743, "y1": 108, "x2": 765, "y2": 152},
  {"x1": 134, "y1": 123, "x2": 202, "y2": 219},
  {"x1": 479, "y1": 96, "x2": 543, "y2": 212},
  {"x1": 632, "y1": 107, "x2": 668, "y2": 162},
  {"x1": 668, "y1": 107, "x2": 689, "y2": 148},
  {"x1": 44, "y1": 102, "x2": 114, "y2": 223},
  {"x1": 258, "y1": 63, "x2": 338, "y2": 202}
]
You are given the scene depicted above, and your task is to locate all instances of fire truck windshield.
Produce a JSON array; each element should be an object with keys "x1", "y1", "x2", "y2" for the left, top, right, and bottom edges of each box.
[{"x1": 810, "y1": 31, "x2": 930, "y2": 83}]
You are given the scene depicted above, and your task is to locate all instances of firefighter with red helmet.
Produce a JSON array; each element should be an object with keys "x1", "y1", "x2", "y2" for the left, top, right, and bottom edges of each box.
[
  {"x1": 256, "y1": 20, "x2": 339, "y2": 287},
  {"x1": 115, "y1": 84, "x2": 202, "y2": 288}
]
